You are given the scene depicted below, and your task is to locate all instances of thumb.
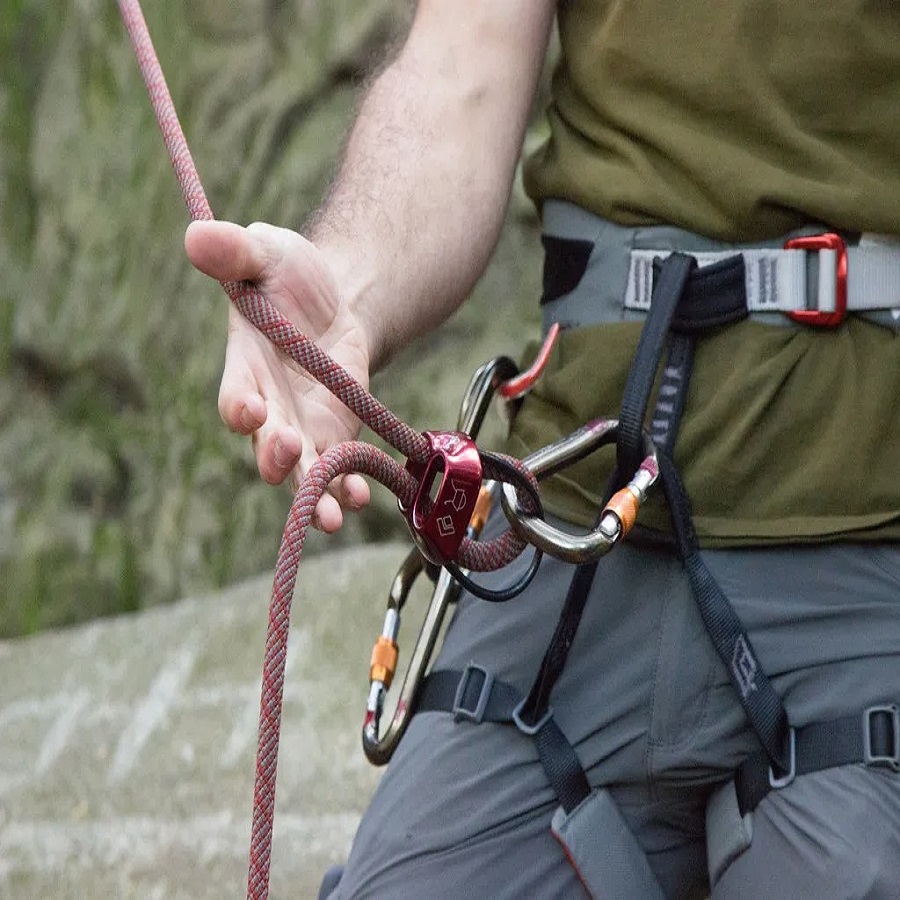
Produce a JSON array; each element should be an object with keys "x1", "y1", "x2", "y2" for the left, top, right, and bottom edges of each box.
[{"x1": 184, "y1": 220, "x2": 277, "y2": 284}]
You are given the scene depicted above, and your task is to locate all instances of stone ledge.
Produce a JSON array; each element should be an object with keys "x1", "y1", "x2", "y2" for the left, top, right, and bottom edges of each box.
[{"x1": 0, "y1": 542, "x2": 421, "y2": 898}]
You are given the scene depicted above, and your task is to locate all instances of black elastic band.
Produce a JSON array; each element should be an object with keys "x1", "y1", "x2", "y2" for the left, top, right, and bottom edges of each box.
[
  {"x1": 417, "y1": 667, "x2": 590, "y2": 813},
  {"x1": 446, "y1": 451, "x2": 544, "y2": 603}
]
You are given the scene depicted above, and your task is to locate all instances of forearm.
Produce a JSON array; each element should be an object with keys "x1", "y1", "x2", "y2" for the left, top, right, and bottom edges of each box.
[{"x1": 308, "y1": 1, "x2": 555, "y2": 372}]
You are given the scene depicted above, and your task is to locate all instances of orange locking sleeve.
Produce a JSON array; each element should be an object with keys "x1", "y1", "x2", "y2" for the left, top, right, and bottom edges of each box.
[
  {"x1": 468, "y1": 485, "x2": 494, "y2": 537},
  {"x1": 604, "y1": 487, "x2": 641, "y2": 535},
  {"x1": 370, "y1": 636, "x2": 399, "y2": 688}
]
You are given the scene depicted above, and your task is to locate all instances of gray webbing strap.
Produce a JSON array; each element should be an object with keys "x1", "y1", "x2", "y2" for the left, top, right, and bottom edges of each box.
[
  {"x1": 540, "y1": 200, "x2": 900, "y2": 332},
  {"x1": 625, "y1": 245, "x2": 900, "y2": 317}
]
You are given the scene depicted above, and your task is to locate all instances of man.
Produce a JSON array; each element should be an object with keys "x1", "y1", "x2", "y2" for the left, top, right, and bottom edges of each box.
[{"x1": 186, "y1": 2, "x2": 900, "y2": 896}]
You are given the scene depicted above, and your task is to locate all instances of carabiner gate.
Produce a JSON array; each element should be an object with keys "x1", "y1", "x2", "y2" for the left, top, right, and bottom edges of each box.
[{"x1": 499, "y1": 419, "x2": 659, "y2": 564}]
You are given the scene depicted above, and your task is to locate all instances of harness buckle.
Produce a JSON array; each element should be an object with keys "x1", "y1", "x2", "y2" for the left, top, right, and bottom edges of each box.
[
  {"x1": 511, "y1": 697, "x2": 554, "y2": 737},
  {"x1": 863, "y1": 704, "x2": 900, "y2": 772},
  {"x1": 400, "y1": 431, "x2": 483, "y2": 566},
  {"x1": 768, "y1": 726, "x2": 797, "y2": 790},
  {"x1": 784, "y1": 233, "x2": 848, "y2": 328},
  {"x1": 453, "y1": 663, "x2": 495, "y2": 724}
]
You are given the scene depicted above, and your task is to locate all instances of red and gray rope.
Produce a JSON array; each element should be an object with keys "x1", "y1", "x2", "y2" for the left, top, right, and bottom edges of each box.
[{"x1": 116, "y1": 2, "x2": 535, "y2": 896}]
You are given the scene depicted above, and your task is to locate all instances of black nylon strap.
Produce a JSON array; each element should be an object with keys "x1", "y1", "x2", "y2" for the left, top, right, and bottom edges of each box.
[
  {"x1": 616, "y1": 254, "x2": 696, "y2": 479},
  {"x1": 417, "y1": 667, "x2": 592, "y2": 814},
  {"x1": 519, "y1": 256, "x2": 703, "y2": 728},
  {"x1": 517, "y1": 555, "x2": 602, "y2": 727},
  {"x1": 533, "y1": 717, "x2": 592, "y2": 813},
  {"x1": 607, "y1": 252, "x2": 792, "y2": 772},
  {"x1": 649, "y1": 334, "x2": 695, "y2": 454},
  {"x1": 518, "y1": 254, "x2": 789, "y2": 759},
  {"x1": 417, "y1": 666, "x2": 520, "y2": 723},
  {"x1": 734, "y1": 705, "x2": 900, "y2": 815},
  {"x1": 657, "y1": 449, "x2": 791, "y2": 772},
  {"x1": 617, "y1": 253, "x2": 748, "y2": 473},
  {"x1": 668, "y1": 254, "x2": 748, "y2": 334}
]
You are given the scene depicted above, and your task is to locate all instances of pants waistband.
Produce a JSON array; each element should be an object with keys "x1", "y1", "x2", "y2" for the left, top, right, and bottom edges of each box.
[{"x1": 540, "y1": 200, "x2": 900, "y2": 334}]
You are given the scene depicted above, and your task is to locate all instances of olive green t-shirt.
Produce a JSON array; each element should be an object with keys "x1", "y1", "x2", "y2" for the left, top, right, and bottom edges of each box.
[
  {"x1": 514, "y1": 1, "x2": 900, "y2": 544},
  {"x1": 525, "y1": 1, "x2": 900, "y2": 240}
]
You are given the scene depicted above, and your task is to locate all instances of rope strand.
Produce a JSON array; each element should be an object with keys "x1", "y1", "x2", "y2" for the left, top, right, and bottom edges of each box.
[{"x1": 115, "y1": 2, "x2": 537, "y2": 896}]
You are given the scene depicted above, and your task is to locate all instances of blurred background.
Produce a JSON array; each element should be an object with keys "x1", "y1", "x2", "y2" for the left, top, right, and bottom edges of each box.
[{"x1": 0, "y1": 0, "x2": 550, "y2": 639}]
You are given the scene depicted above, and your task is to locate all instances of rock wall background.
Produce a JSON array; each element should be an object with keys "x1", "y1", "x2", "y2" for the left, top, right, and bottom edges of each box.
[
  {"x1": 1, "y1": 0, "x2": 547, "y2": 637},
  {"x1": 0, "y1": 544, "x2": 409, "y2": 897}
]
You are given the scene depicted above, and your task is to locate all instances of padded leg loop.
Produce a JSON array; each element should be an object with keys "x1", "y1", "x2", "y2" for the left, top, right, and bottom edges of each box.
[
  {"x1": 551, "y1": 788, "x2": 665, "y2": 899},
  {"x1": 705, "y1": 780, "x2": 753, "y2": 888}
]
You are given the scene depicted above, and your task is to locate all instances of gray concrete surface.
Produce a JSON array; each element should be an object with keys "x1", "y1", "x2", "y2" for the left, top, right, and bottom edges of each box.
[{"x1": 0, "y1": 542, "x2": 423, "y2": 898}]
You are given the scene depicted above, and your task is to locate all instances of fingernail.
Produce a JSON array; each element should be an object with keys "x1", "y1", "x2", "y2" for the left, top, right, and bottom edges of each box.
[
  {"x1": 273, "y1": 438, "x2": 289, "y2": 468},
  {"x1": 240, "y1": 406, "x2": 256, "y2": 430}
]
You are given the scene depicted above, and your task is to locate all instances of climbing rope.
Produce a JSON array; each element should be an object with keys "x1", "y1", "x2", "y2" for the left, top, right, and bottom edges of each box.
[{"x1": 116, "y1": 2, "x2": 538, "y2": 896}]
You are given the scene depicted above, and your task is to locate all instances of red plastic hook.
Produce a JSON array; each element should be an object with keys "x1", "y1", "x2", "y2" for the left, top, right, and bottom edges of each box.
[{"x1": 498, "y1": 323, "x2": 560, "y2": 400}]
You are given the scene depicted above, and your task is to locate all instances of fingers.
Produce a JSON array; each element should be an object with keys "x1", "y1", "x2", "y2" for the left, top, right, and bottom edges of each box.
[
  {"x1": 310, "y1": 474, "x2": 371, "y2": 533},
  {"x1": 254, "y1": 425, "x2": 302, "y2": 487},
  {"x1": 246, "y1": 412, "x2": 371, "y2": 532},
  {"x1": 340, "y1": 473, "x2": 371, "y2": 511},
  {"x1": 313, "y1": 492, "x2": 345, "y2": 534},
  {"x1": 217, "y1": 311, "x2": 268, "y2": 435},
  {"x1": 188, "y1": 219, "x2": 371, "y2": 534}
]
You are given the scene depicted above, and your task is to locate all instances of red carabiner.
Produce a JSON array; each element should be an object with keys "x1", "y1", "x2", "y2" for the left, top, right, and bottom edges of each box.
[{"x1": 401, "y1": 431, "x2": 483, "y2": 565}]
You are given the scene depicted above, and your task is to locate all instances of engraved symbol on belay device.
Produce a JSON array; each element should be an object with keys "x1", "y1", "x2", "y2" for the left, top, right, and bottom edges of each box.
[
  {"x1": 402, "y1": 431, "x2": 482, "y2": 565},
  {"x1": 732, "y1": 635, "x2": 758, "y2": 699},
  {"x1": 437, "y1": 515, "x2": 456, "y2": 537},
  {"x1": 445, "y1": 479, "x2": 470, "y2": 513}
]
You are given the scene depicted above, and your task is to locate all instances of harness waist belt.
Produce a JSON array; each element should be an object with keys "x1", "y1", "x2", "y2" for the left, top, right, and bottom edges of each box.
[{"x1": 541, "y1": 200, "x2": 900, "y2": 333}]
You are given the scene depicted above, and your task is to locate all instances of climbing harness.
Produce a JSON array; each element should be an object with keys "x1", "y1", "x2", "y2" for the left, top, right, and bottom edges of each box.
[{"x1": 407, "y1": 242, "x2": 900, "y2": 896}]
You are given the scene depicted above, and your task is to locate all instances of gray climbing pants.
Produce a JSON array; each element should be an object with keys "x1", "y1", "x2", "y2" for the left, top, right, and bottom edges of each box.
[{"x1": 325, "y1": 538, "x2": 900, "y2": 899}]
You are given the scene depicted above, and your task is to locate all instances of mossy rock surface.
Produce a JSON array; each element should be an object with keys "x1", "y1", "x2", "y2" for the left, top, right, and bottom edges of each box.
[{"x1": 1, "y1": 1, "x2": 544, "y2": 636}]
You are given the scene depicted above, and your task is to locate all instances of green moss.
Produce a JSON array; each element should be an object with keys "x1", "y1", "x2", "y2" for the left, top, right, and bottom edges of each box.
[{"x1": 1, "y1": 0, "x2": 542, "y2": 638}]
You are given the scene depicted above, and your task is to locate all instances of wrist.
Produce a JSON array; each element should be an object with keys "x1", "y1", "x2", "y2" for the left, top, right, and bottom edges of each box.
[{"x1": 313, "y1": 237, "x2": 388, "y2": 374}]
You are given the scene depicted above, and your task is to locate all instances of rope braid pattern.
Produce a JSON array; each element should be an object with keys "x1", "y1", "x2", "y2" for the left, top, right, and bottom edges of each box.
[{"x1": 116, "y1": 2, "x2": 537, "y2": 896}]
